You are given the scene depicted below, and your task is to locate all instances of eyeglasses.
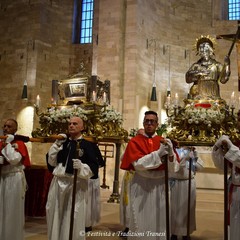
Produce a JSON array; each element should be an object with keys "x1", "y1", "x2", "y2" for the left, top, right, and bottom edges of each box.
[{"x1": 143, "y1": 119, "x2": 157, "y2": 125}]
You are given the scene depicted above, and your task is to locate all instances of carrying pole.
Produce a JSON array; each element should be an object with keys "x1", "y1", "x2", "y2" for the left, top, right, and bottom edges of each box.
[
  {"x1": 69, "y1": 141, "x2": 80, "y2": 240},
  {"x1": 224, "y1": 158, "x2": 228, "y2": 240},
  {"x1": 187, "y1": 157, "x2": 192, "y2": 238},
  {"x1": 164, "y1": 154, "x2": 170, "y2": 240}
]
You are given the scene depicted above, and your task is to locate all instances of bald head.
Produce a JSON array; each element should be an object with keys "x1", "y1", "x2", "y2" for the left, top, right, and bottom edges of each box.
[{"x1": 68, "y1": 116, "x2": 84, "y2": 139}]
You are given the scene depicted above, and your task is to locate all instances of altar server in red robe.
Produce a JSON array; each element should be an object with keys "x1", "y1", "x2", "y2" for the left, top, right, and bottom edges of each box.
[
  {"x1": 0, "y1": 118, "x2": 30, "y2": 240},
  {"x1": 119, "y1": 128, "x2": 144, "y2": 236},
  {"x1": 120, "y1": 110, "x2": 178, "y2": 240}
]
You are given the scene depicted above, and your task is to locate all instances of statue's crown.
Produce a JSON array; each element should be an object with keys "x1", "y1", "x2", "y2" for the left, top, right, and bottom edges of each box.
[{"x1": 194, "y1": 35, "x2": 216, "y2": 53}]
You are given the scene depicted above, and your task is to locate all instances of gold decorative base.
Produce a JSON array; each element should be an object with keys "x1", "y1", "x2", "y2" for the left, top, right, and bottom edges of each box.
[
  {"x1": 32, "y1": 103, "x2": 129, "y2": 142},
  {"x1": 166, "y1": 98, "x2": 239, "y2": 146}
]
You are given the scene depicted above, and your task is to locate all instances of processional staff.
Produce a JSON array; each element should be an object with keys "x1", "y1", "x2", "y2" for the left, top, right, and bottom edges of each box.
[
  {"x1": 224, "y1": 157, "x2": 228, "y2": 240},
  {"x1": 160, "y1": 139, "x2": 170, "y2": 240},
  {"x1": 69, "y1": 141, "x2": 83, "y2": 240},
  {"x1": 164, "y1": 153, "x2": 170, "y2": 240},
  {"x1": 187, "y1": 152, "x2": 193, "y2": 239}
]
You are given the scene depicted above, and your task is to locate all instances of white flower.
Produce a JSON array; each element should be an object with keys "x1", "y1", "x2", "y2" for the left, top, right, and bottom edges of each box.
[
  {"x1": 40, "y1": 106, "x2": 88, "y2": 124},
  {"x1": 184, "y1": 106, "x2": 225, "y2": 126},
  {"x1": 99, "y1": 106, "x2": 123, "y2": 124}
]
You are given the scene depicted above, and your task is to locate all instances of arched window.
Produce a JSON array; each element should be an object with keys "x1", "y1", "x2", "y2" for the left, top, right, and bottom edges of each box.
[{"x1": 72, "y1": 0, "x2": 94, "y2": 44}]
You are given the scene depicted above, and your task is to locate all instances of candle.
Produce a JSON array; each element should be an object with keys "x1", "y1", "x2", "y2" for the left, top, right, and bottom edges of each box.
[
  {"x1": 103, "y1": 92, "x2": 107, "y2": 103},
  {"x1": 36, "y1": 95, "x2": 40, "y2": 107},
  {"x1": 230, "y1": 91, "x2": 235, "y2": 107},
  {"x1": 92, "y1": 91, "x2": 96, "y2": 102},
  {"x1": 174, "y1": 93, "x2": 179, "y2": 107}
]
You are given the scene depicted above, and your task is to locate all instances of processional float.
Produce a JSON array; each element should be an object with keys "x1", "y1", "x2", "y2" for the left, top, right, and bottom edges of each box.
[
  {"x1": 164, "y1": 23, "x2": 240, "y2": 240},
  {"x1": 29, "y1": 66, "x2": 128, "y2": 240}
]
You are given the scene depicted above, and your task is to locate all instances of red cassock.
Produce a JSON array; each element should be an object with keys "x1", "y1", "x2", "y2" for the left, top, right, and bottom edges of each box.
[
  {"x1": 120, "y1": 134, "x2": 165, "y2": 171},
  {"x1": 0, "y1": 140, "x2": 31, "y2": 167}
]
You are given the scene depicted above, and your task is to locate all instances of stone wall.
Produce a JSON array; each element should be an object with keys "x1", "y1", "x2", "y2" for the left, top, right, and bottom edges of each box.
[{"x1": 0, "y1": 0, "x2": 238, "y2": 189}]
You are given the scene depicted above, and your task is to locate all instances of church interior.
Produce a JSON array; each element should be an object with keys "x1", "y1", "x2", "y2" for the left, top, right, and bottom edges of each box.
[{"x1": 0, "y1": 0, "x2": 240, "y2": 239}]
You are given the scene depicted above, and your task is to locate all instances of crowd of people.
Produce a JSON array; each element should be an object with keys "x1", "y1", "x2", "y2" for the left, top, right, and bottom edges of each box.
[{"x1": 0, "y1": 112, "x2": 240, "y2": 240}]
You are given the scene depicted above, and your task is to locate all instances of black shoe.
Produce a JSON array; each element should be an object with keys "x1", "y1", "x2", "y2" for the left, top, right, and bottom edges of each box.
[
  {"x1": 182, "y1": 236, "x2": 191, "y2": 240},
  {"x1": 85, "y1": 226, "x2": 92, "y2": 232},
  {"x1": 171, "y1": 235, "x2": 178, "y2": 240},
  {"x1": 123, "y1": 227, "x2": 129, "y2": 233}
]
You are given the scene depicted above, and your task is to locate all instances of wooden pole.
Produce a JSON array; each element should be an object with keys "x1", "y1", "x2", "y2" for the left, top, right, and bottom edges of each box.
[
  {"x1": 224, "y1": 158, "x2": 228, "y2": 240},
  {"x1": 187, "y1": 157, "x2": 192, "y2": 238},
  {"x1": 0, "y1": 134, "x2": 64, "y2": 142},
  {"x1": 69, "y1": 169, "x2": 78, "y2": 240},
  {"x1": 0, "y1": 134, "x2": 95, "y2": 143},
  {"x1": 164, "y1": 155, "x2": 170, "y2": 240},
  {"x1": 69, "y1": 141, "x2": 80, "y2": 240}
]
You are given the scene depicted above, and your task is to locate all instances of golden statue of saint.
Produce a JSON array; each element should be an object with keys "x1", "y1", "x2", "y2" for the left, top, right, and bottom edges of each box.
[{"x1": 186, "y1": 35, "x2": 231, "y2": 100}]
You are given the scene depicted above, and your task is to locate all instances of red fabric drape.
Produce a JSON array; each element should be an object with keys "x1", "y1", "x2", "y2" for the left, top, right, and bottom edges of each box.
[{"x1": 24, "y1": 167, "x2": 53, "y2": 217}]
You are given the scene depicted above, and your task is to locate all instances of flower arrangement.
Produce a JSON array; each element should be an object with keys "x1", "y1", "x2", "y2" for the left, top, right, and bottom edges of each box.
[
  {"x1": 39, "y1": 106, "x2": 88, "y2": 124},
  {"x1": 184, "y1": 106, "x2": 225, "y2": 127},
  {"x1": 99, "y1": 106, "x2": 123, "y2": 124}
]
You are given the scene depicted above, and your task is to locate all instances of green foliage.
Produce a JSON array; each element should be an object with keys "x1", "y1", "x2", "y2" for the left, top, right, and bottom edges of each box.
[{"x1": 156, "y1": 124, "x2": 168, "y2": 136}]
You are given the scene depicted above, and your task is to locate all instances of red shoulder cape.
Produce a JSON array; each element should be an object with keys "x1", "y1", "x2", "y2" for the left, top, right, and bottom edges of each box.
[
  {"x1": 120, "y1": 134, "x2": 165, "y2": 171},
  {"x1": 0, "y1": 140, "x2": 31, "y2": 167}
]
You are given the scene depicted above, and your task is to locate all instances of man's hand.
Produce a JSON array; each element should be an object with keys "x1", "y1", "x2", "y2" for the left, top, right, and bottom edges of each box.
[
  {"x1": 160, "y1": 139, "x2": 174, "y2": 156},
  {"x1": 215, "y1": 135, "x2": 230, "y2": 148},
  {"x1": 158, "y1": 143, "x2": 168, "y2": 158},
  {"x1": 73, "y1": 159, "x2": 82, "y2": 170},
  {"x1": 221, "y1": 140, "x2": 229, "y2": 154},
  {"x1": 54, "y1": 134, "x2": 67, "y2": 147},
  {"x1": 5, "y1": 134, "x2": 14, "y2": 144}
]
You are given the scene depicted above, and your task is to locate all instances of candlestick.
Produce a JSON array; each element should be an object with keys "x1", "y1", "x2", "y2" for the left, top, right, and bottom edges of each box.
[{"x1": 166, "y1": 94, "x2": 171, "y2": 107}]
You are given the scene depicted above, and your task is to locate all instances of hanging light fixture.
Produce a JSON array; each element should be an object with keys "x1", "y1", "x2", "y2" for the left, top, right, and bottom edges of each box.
[
  {"x1": 167, "y1": 45, "x2": 171, "y2": 98},
  {"x1": 21, "y1": 80, "x2": 28, "y2": 99},
  {"x1": 150, "y1": 39, "x2": 157, "y2": 101},
  {"x1": 150, "y1": 83, "x2": 157, "y2": 101},
  {"x1": 22, "y1": 42, "x2": 28, "y2": 100}
]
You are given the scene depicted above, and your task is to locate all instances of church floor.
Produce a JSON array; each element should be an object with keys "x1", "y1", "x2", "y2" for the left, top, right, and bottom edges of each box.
[{"x1": 24, "y1": 188, "x2": 224, "y2": 240}]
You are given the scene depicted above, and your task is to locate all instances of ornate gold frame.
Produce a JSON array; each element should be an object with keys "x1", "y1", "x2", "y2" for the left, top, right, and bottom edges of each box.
[{"x1": 57, "y1": 77, "x2": 88, "y2": 105}]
